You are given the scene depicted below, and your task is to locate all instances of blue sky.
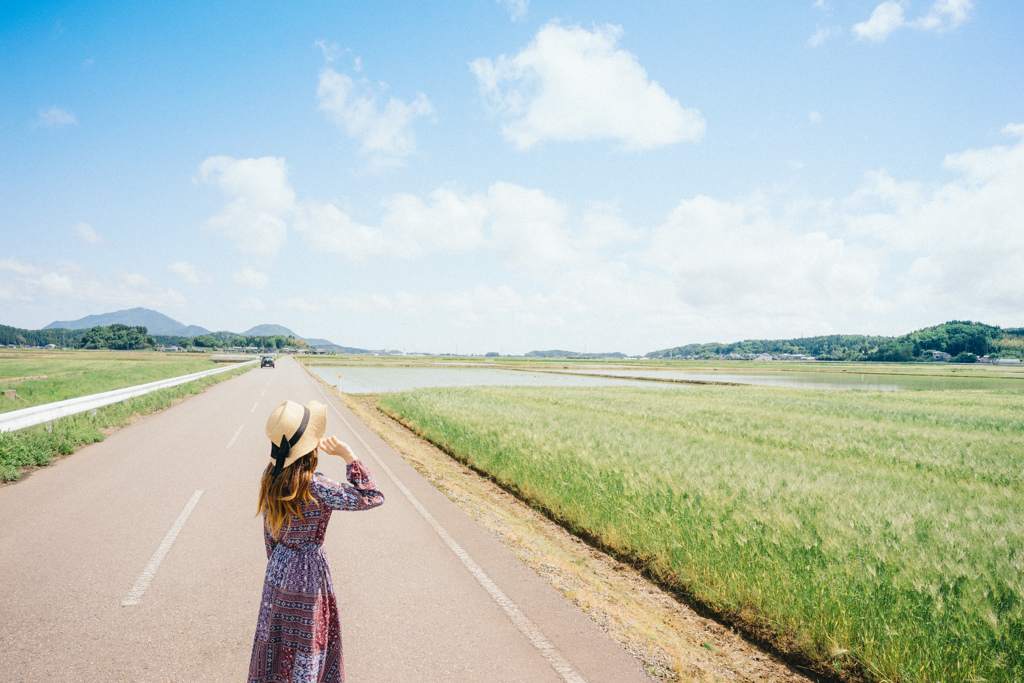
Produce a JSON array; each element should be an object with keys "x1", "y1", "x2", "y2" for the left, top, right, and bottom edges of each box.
[{"x1": 2, "y1": 0, "x2": 1022, "y2": 353}]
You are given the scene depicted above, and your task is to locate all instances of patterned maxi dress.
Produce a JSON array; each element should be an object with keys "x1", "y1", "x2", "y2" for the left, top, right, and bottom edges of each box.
[{"x1": 249, "y1": 461, "x2": 385, "y2": 683}]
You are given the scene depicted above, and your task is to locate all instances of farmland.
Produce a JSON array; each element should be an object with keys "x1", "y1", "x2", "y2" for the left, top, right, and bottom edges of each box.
[
  {"x1": 0, "y1": 350, "x2": 221, "y2": 414},
  {"x1": 379, "y1": 383, "x2": 1024, "y2": 683}
]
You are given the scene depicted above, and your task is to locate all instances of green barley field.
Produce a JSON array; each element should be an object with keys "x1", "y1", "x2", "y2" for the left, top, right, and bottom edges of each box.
[
  {"x1": 380, "y1": 384, "x2": 1024, "y2": 683},
  {"x1": 0, "y1": 350, "x2": 221, "y2": 414}
]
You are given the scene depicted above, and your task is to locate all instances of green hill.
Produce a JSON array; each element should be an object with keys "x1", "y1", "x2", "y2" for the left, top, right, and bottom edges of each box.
[{"x1": 648, "y1": 321, "x2": 1024, "y2": 361}]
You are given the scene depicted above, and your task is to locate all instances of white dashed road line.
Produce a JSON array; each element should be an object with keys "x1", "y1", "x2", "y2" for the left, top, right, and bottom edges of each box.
[
  {"x1": 121, "y1": 490, "x2": 203, "y2": 607},
  {"x1": 250, "y1": 401, "x2": 259, "y2": 413},
  {"x1": 312, "y1": 382, "x2": 589, "y2": 683},
  {"x1": 226, "y1": 425, "x2": 243, "y2": 449}
]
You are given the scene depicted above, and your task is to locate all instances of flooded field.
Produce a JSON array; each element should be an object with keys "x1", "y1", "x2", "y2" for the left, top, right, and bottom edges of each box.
[
  {"x1": 558, "y1": 366, "x2": 1024, "y2": 391},
  {"x1": 309, "y1": 365, "x2": 653, "y2": 393},
  {"x1": 308, "y1": 360, "x2": 1024, "y2": 393}
]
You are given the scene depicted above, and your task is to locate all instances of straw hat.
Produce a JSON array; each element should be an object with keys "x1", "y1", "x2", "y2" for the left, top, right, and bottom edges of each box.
[{"x1": 265, "y1": 400, "x2": 327, "y2": 473}]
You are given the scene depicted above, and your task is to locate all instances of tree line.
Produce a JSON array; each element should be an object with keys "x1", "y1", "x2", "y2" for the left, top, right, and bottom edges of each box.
[
  {"x1": 0, "y1": 323, "x2": 309, "y2": 351},
  {"x1": 648, "y1": 321, "x2": 1024, "y2": 361}
]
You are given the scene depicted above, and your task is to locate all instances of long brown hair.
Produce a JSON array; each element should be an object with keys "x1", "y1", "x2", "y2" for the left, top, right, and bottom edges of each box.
[{"x1": 257, "y1": 448, "x2": 319, "y2": 539}]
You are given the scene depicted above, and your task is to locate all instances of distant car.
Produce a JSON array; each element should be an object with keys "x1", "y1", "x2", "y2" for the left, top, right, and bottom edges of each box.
[{"x1": 261, "y1": 356, "x2": 275, "y2": 368}]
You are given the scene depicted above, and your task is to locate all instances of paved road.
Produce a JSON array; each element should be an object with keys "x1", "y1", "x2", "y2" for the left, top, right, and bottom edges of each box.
[{"x1": 0, "y1": 356, "x2": 653, "y2": 682}]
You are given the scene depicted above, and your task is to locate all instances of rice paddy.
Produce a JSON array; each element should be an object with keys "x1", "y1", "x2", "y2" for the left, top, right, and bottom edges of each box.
[{"x1": 379, "y1": 383, "x2": 1024, "y2": 683}]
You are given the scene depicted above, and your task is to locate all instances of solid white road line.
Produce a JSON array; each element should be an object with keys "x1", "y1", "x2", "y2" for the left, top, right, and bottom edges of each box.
[
  {"x1": 226, "y1": 425, "x2": 243, "y2": 449},
  {"x1": 312, "y1": 382, "x2": 589, "y2": 683},
  {"x1": 121, "y1": 490, "x2": 203, "y2": 606}
]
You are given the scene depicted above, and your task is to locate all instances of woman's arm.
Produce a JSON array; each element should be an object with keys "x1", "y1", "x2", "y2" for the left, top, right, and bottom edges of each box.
[
  {"x1": 313, "y1": 436, "x2": 385, "y2": 511},
  {"x1": 263, "y1": 523, "x2": 277, "y2": 558},
  {"x1": 311, "y1": 464, "x2": 385, "y2": 511}
]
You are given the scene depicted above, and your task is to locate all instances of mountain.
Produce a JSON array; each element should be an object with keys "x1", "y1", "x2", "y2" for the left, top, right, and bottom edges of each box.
[
  {"x1": 44, "y1": 309, "x2": 340, "y2": 347},
  {"x1": 242, "y1": 324, "x2": 297, "y2": 337},
  {"x1": 44, "y1": 307, "x2": 210, "y2": 336}
]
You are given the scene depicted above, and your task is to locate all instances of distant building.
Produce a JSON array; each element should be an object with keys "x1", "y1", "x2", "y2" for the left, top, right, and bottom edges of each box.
[
  {"x1": 993, "y1": 358, "x2": 1021, "y2": 365},
  {"x1": 926, "y1": 350, "x2": 952, "y2": 361},
  {"x1": 44, "y1": 343, "x2": 56, "y2": 350}
]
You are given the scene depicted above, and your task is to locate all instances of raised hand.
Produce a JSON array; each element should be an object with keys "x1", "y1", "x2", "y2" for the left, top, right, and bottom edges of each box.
[{"x1": 319, "y1": 436, "x2": 357, "y2": 465}]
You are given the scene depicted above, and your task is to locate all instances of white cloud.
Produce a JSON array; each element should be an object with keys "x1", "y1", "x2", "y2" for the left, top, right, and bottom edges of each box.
[
  {"x1": 486, "y1": 182, "x2": 575, "y2": 270},
  {"x1": 197, "y1": 156, "x2": 295, "y2": 256},
  {"x1": 203, "y1": 126, "x2": 1024, "y2": 351},
  {"x1": 166, "y1": 261, "x2": 212, "y2": 285},
  {"x1": 294, "y1": 200, "x2": 390, "y2": 261},
  {"x1": 279, "y1": 296, "x2": 324, "y2": 313},
  {"x1": 806, "y1": 25, "x2": 842, "y2": 47},
  {"x1": 470, "y1": 22, "x2": 705, "y2": 151},
  {"x1": 314, "y1": 39, "x2": 341, "y2": 62},
  {"x1": 296, "y1": 181, "x2": 579, "y2": 271},
  {"x1": 913, "y1": 0, "x2": 974, "y2": 31},
  {"x1": 72, "y1": 222, "x2": 100, "y2": 244},
  {"x1": 575, "y1": 201, "x2": 644, "y2": 251},
  {"x1": 853, "y1": 0, "x2": 974, "y2": 42},
  {"x1": 317, "y1": 67, "x2": 433, "y2": 170},
  {"x1": 646, "y1": 194, "x2": 886, "y2": 324},
  {"x1": 809, "y1": 110, "x2": 823, "y2": 123},
  {"x1": 233, "y1": 266, "x2": 270, "y2": 289},
  {"x1": 497, "y1": 0, "x2": 528, "y2": 20},
  {"x1": 380, "y1": 187, "x2": 489, "y2": 255},
  {"x1": 0, "y1": 258, "x2": 186, "y2": 308},
  {"x1": 35, "y1": 106, "x2": 77, "y2": 128},
  {"x1": 852, "y1": 1, "x2": 907, "y2": 41},
  {"x1": 843, "y1": 124, "x2": 1024, "y2": 313},
  {"x1": 239, "y1": 297, "x2": 267, "y2": 312}
]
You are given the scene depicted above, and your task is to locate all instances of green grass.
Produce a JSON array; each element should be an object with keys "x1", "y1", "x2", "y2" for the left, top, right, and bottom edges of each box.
[
  {"x1": 0, "y1": 363, "x2": 252, "y2": 481},
  {"x1": 0, "y1": 350, "x2": 220, "y2": 414},
  {"x1": 380, "y1": 384, "x2": 1024, "y2": 683}
]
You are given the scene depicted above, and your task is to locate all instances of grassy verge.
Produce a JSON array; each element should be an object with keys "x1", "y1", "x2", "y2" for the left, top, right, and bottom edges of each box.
[
  {"x1": 0, "y1": 350, "x2": 221, "y2": 414},
  {"x1": 333, "y1": 390, "x2": 812, "y2": 683},
  {"x1": 380, "y1": 384, "x2": 1024, "y2": 683},
  {"x1": 0, "y1": 363, "x2": 253, "y2": 481}
]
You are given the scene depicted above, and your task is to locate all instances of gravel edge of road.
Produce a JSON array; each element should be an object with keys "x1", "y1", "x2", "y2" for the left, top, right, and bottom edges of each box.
[{"x1": 301, "y1": 368, "x2": 812, "y2": 683}]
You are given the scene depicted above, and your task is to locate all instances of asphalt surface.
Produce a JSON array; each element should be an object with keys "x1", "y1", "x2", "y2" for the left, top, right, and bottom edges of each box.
[{"x1": 0, "y1": 356, "x2": 653, "y2": 682}]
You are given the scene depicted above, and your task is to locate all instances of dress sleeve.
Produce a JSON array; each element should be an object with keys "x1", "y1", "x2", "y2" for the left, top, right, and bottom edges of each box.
[
  {"x1": 310, "y1": 461, "x2": 385, "y2": 512},
  {"x1": 263, "y1": 520, "x2": 276, "y2": 559}
]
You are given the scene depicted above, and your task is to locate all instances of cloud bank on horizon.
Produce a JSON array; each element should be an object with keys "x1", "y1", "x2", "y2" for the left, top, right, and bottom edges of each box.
[{"x1": 2, "y1": 1, "x2": 1020, "y2": 354}]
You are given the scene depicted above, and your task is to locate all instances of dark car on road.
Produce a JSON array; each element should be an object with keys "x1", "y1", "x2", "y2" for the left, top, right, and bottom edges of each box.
[{"x1": 261, "y1": 356, "x2": 275, "y2": 368}]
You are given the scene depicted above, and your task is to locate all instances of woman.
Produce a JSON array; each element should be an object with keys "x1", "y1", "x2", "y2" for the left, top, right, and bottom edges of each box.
[{"x1": 249, "y1": 399, "x2": 385, "y2": 683}]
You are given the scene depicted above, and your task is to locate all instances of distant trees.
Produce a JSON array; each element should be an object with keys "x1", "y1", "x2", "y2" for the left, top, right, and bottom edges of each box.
[
  {"x1": 0, "y1": 324, "x2": 84, "y2": 347},
  {"x1": 867, "y1": 342, "x2": 914, "y2": 363},
  {"x1": 647, "y1": 321, "x2": 1021, "y2": 362},
  {"x1": 907, "y1": 321, "x2": 999, "y2": 357},
  {"x1": 76, "y1": 324, "x2": 156, "y2": 350}
]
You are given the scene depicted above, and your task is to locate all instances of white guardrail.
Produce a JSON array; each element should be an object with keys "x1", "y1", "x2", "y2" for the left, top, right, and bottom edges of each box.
[{"x1": 0, "y1": 360, "x2": 258, "y2": 434}]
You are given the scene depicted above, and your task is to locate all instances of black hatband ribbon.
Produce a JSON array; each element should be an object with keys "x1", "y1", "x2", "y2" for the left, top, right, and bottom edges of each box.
[{"x1": 270, "y1": 406, "x2": 311, "y2": 476}]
